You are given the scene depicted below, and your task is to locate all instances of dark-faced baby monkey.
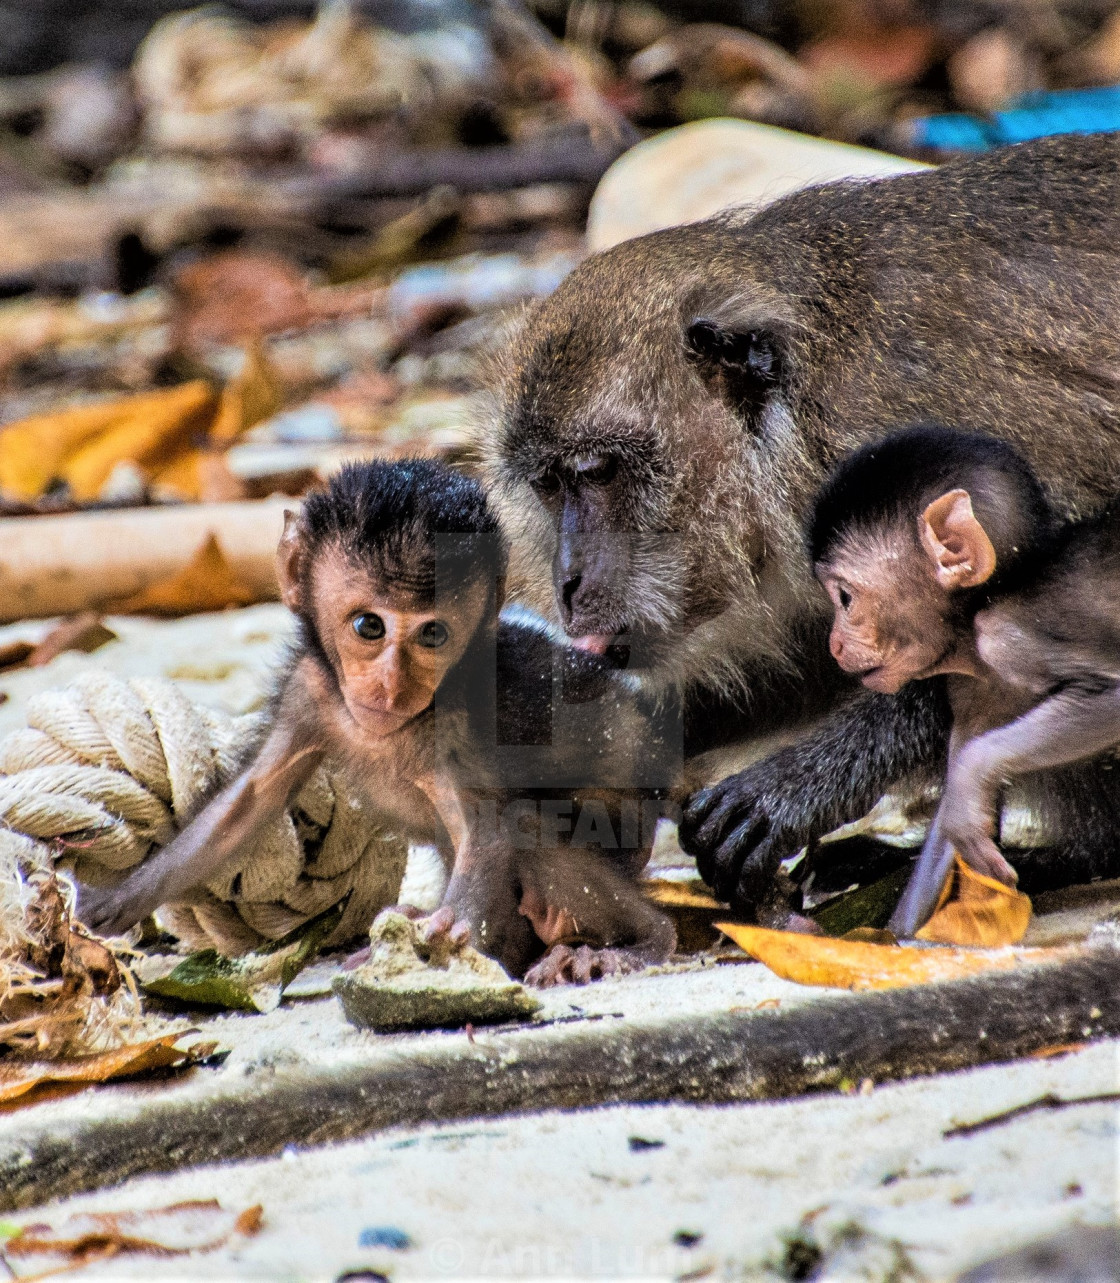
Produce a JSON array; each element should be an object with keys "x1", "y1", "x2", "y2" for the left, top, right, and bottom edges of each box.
[
  {"x1": 809, "y1": 424, "x2": 1120, "y2": 937},
  {"x1": 79, "y1": 459, "x2": 677, "y2": 984}
]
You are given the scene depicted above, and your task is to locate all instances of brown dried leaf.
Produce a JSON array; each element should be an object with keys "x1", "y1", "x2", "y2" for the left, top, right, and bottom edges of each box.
[
  {"x1": 0, "y1": 1034, "x2": 193, "y2": 1108},
  {"x1": 27, "y1": 613, "x2": 117, "y2": 668},
  {"x1": 715, "y1": 922, "x2": 1067, "y2": 991},
  {"x1": 173, "y1": 250, "x2": 311, "y2": 349},
  {"x1": 916, "y1": 856, "x2": 1032, "y2": 947},
  {"x1": 210, "y1": 342, "x2": 284, "y2": 444},
  {"x1": 5, "y1": 1198, "x2": 263, "y2": 1261},
  {"x1": 110, "y1": 532, "x2": 259, "y2": 617},
  {"x1": 0, "y1": 640, "x2": 35, "y2": 672}
]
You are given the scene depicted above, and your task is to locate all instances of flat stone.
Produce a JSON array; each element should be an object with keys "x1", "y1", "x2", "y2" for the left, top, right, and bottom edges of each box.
[{"x1": 333, "y1": 911, "x2": 541, "y2": 1032}]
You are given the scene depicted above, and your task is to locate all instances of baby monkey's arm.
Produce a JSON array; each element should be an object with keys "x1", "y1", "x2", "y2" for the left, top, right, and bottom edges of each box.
[
  {"x1": 892, "y1": 682, "x2": 1120, "y2": 936},
  {"x1": 76, "y1": 676, "x2": 326, "y2": 936}
]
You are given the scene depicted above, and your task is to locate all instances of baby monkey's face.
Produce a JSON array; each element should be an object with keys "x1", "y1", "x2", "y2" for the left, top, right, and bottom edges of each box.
[
  {"x1": 815, "y1": 487, "x2": 999, "y2": 695},
  {"x1": 310, "y1": 556, "x2": 493, "y2": 737},
  {"x1": 816, "y1": 534, "x2": 956, "y2": 694}
]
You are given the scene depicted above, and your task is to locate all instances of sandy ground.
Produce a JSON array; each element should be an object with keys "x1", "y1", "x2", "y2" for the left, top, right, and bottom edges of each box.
[
  {"x1": 3, "y1": 609, "x2": 1118, "y2": 1282},
  {"x1": 6, "y1": 1038, "x2": 1116, "y2": 1283}
]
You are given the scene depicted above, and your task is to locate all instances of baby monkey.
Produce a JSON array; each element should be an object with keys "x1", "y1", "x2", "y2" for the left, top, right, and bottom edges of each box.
[
  {"x1": 79, "y1": 459, "x2": 675, "y2": 984},
  {"x1": 809, "y1": 424, "x2": 1120, "y2": 936}
]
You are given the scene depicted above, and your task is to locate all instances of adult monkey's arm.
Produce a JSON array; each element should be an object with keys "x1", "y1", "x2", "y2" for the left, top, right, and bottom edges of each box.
[{"x1": 678, "y1": 680, "x2": 951, "y2": 914}]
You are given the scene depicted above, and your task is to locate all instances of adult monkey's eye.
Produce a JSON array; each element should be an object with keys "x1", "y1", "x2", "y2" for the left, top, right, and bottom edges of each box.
[
  {"x1": 418, "y1": 620, "x2": 450, "y2": 648},
  {"x1": 530, "y1": 469, "x2": 560, "y2": 497},
  {"x1": 352, "y1": 613, "x2": 386, "y2": 640},
  {"x1": 574, "y1": 454, "x2": 618, "y2": 486}
]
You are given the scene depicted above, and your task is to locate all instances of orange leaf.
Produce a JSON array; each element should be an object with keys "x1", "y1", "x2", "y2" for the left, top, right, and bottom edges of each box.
[
  {"x1": 0, "y1": 387, "x2": 205, "y2": 502},
  {"x1": 58, "y1": 380, "x2": 218, "y2": 501},
  {"x1": 110, "y1": 532, "x2": 259, "y2": 617},
  {"x1": 644, "y1": 879, "x2": 724, "y2": 909},
  {"x1": 0, "y1": 1035, "x2": 193, "y2": 1108},
  {"x1": 715, "y1": 922, "x2": 1065, "y2": 991},
  {"x1": 1028, "y1": 1042, "x2": 1087, "y2": 1059},
  {"x1": 210, "y1": 343, "x2": 283, "y2": 445},
  {"x1": 916, "y1": 856, "x2": 1031, "y2": 946}
]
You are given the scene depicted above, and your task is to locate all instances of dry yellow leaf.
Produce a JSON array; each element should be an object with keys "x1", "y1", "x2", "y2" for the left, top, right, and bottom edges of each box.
[
  {"x1": 0, "y1": 1034, "x2": 193, "y2": 1108},
  {"x1": 644, "y1": 879, "x2": 724, "y2": 909},
  {"x1": 149, "y1": 447, "x2": 206, "y2": 501},
  {"x1": 715, "y1": 922, "x2": 1065, "y2": 991},
  {"x1": 111, "y1": 532, "x2": 259, "y2": 616},
  {"x1": 0, "y1": 390, "x2": 198, "y2": 501},
  {"x1": 210, "y1": 342, "x2": 283, "y2": 444},
  {"x1": 59, "y1": 380, "x2": 217, "y2": 501},
  {"x1": 916, "y1": 855, "x2": 1032, "y2": 946}
]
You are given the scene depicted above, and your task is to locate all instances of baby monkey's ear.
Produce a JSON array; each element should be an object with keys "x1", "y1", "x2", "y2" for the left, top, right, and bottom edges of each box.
[
  {"x1": 276, "y1": 510, "x2": 306, "y2": 611},
  {"x1": 919, "y1": 489, "x2": 997, "y2": 590}
]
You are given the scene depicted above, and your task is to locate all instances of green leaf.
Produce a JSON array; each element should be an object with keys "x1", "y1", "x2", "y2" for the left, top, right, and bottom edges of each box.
[
  {"x1": 142, "y1": 903, "x2": 345, "y2": 1013},
  {"x1": 811, "y1": 864, "x2": 911, "y2": 937}
]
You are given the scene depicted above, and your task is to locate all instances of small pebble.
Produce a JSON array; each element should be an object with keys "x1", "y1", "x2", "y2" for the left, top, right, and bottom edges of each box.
[{"x1": 358, "y1": 1226, "x2": 412, "y2": 1250}]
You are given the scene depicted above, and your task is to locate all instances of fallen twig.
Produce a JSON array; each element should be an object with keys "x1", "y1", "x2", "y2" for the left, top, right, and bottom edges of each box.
[{"x1": 944, "y1": 1090, "x2": 1120, "y2": 1139}]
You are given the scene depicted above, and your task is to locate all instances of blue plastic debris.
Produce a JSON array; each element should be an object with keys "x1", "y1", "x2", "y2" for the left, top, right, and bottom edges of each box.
[
  {"x1": 909, "y1": 85, "x2": 1120, "y2": 152},
  {"x1": 358, "y1": 1226, "x2": 413, "y2": 1250}
]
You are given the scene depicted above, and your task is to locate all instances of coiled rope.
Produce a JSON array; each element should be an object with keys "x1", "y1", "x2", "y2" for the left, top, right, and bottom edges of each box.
[{"x1": 0, "y1": 670, "x2": 408, "y2": 956}]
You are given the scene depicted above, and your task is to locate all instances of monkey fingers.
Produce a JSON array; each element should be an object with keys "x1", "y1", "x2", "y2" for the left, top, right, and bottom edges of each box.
[
  {"x1": 74, "y1": 866, "x2": 166, "y2": 938},
  {"x1": 950, "y1": 833, "x2": 1019, "y2": 887},
  {"x1": 421, "y1": 904, "x2": 472, "y2": 960},
  {"x1": 680, "y1": 791, "x2": 769, "y2": 894},
  {"x1": 524, "y1": 943, "x2": 623, "y2": 987}
]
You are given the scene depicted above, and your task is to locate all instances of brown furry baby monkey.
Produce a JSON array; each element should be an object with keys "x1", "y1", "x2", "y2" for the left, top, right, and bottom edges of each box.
[
  {"x1": 78, "y1": 459, "x2": 677, "y2": 984},
  {"x1": 809, "y1": 424, "x2": 1120, "y2": 936}
]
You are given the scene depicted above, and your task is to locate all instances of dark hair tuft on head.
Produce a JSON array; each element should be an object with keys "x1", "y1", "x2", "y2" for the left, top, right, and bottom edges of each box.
[
  {"x1": 300, "y1": 458, "x2": 506, "y2": 600},
  {"x1": 808, "y1": 424, "x2": 1053, "y2": 571}
]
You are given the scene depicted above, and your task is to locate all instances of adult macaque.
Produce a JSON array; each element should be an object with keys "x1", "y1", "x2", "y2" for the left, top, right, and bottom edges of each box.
[
  {"x1": 485, "y1": 132, "x2": 1120, "y2": 916},
  {"x1": 810, "y1": 424, "x2": 1120, "y2": 934},
  {"x1": 78, "y1": 460, "x2": 676, "y2": 984}
]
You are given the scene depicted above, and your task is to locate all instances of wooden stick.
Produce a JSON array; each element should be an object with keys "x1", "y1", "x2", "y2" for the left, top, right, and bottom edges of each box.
[
  {"x1": 285, "y1": 131, "x2": 632, "y2": 203},
  {"x1": 943, "y1": 1090, "x2": 1120, "y2": 1138},
  {"x1": 0, "y1": 499, "x2": 290, "y2": 621},
  {"x1": 1, "y1": 947, "x2": 1117, "y2": 1210}
]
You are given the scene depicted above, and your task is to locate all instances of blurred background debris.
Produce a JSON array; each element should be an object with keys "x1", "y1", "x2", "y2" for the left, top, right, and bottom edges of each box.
[{"x1": 0, "y1": 0, "x2": 1113, "y2": 545}]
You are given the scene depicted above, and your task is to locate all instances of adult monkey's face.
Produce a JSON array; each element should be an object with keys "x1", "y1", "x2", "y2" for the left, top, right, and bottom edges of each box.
[{"x1": 483, "y1": 224, "x2": 815, "y2": 685}]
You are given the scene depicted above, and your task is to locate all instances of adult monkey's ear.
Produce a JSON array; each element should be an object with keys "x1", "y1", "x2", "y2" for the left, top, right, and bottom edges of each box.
[
  {"x1": 920, "y1": 489, "x2": 998, "y2": 590},
  {"x1": 276, "y1": 510, "x2": 306, "y2": 611},
  {"x1": 684, "y1": 317, "x2": 784, "y2": 421}
]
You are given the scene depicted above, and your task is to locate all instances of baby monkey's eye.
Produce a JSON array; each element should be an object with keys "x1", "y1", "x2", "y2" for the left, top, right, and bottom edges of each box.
[
  {"x1": 418, "y1": 620, "x2": 449, "y2": 648},
  {"x1": 352, "y1": 613, "x2": 386, "y2": 640},
  {"x1": 838, "y1": 586, "x2": 852, "y2": 610}
]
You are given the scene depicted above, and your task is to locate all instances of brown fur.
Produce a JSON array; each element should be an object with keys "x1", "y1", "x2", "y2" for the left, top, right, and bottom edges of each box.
[{"x1": 485, "y1": 134, "x2": 1120, "y2": 702}]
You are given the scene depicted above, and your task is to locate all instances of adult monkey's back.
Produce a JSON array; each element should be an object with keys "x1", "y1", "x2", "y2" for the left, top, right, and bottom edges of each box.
[{"x1": 483, "y1": 133, "x2": 1120, "y2": 916}]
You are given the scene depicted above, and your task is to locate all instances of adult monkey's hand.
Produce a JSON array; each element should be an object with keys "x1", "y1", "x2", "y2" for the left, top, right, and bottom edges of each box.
[{"x1": 679, "y1": 682, "x2": 951, "y2": 914}]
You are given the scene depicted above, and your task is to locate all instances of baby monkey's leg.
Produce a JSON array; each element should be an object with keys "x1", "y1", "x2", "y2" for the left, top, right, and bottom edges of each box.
[{"x1": 520, "y1": 848, "x2": 675, "y2": 987}]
